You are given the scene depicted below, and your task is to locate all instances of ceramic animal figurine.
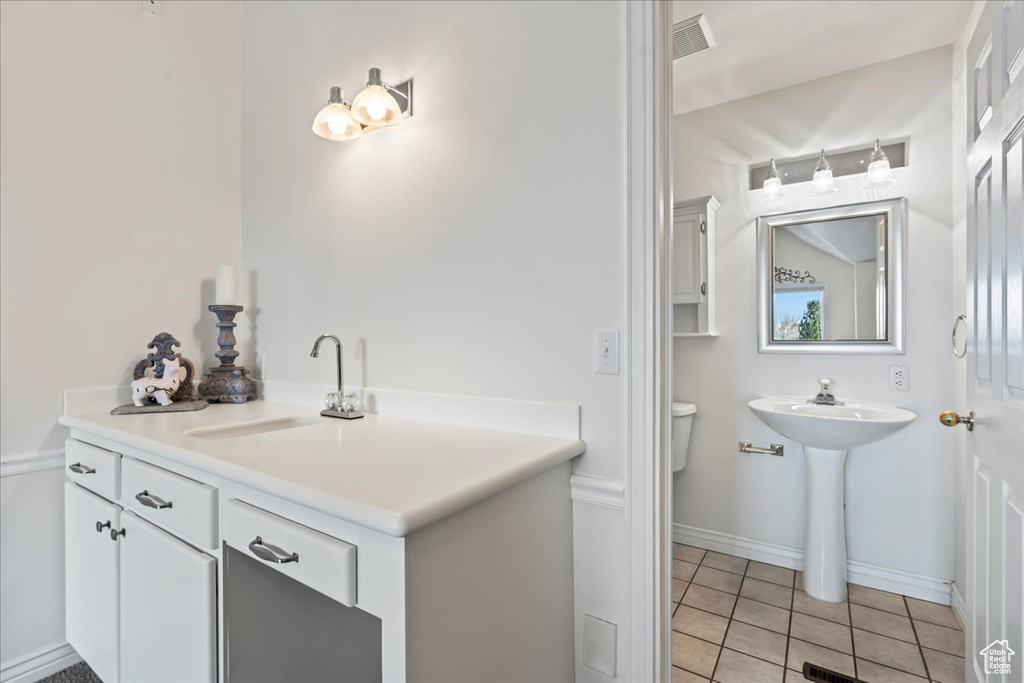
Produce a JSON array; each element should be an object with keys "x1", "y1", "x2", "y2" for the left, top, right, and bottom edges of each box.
[{"x1": 131, "y1": 358, "x2": 186, "y2": 407}]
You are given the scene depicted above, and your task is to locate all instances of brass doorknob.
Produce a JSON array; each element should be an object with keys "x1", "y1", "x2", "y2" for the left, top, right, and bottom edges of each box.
[{"x1": 939, "y1": 410, "x2": 974, "y2": 431}]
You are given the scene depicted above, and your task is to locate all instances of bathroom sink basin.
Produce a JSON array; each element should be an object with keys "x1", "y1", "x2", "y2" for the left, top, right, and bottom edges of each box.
[
  {"x1": 748, "y1": 397, "x2": 916, "y2": 450},
  {"x1": 186, "y1": 417, "x2": 322, "y2": 440}
]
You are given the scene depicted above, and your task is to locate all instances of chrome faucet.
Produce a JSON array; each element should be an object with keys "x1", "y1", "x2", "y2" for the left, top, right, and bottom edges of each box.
[
  {"x1": 810, "y1": 377, "x2": 842, "y2": 406},
  {"x1": 310, "y1": 334, "x2": 363, "y2": 420}
]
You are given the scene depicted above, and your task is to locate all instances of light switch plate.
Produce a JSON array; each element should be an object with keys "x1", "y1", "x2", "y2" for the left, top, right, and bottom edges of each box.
[
  {"x1": 581, "y1": 613, "x2": 617, "y2": 677},
  {"x1": 594, "y1": 330, "x2": 620, "y2": 375}
]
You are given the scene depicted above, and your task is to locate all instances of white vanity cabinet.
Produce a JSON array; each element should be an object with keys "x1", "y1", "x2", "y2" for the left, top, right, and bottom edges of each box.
[
  {"x1": 65, "y1": 482, "x2": 120, "y2": 683},
  {"x1": 119, "y1": 512, "x2": 216, "y2": 683},
  {"x1": 64, "y1": 442, "x2": 218, "y2": 683},
  {"x1": 61, "y1": 406, "x2": 581, "y2": 683}
]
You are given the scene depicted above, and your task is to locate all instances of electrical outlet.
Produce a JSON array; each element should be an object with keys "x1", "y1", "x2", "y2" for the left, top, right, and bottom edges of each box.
[
  {"x1": 889, "y1": 365, "x2": 909, "y2": 391},
  {"x1": 255, "y1": 354, "x2": 266, "y2": 381},
  {"x1": 594, "y1": 330, "x2": 619, "y2": 375},
  {"x1": 141, "y1": 0, "x2": 162, "y2": 19}
]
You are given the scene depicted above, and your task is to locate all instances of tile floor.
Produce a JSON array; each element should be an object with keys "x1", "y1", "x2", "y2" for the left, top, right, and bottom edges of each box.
[{"x1": 671, "y1": 544, "x2": 965, "y2": 683}]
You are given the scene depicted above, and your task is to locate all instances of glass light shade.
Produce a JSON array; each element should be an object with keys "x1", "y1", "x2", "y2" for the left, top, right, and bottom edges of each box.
[
  {"x1": 810, "y1": 169, "x2": 838, "y2": 195},
  {"x1": 809, "y1": 150, "x2": 838, "y2": 195},
  {"x1": 762, "y1": 158, "x2": 785, "y2": 201},
  {"x1": 763, "y1": 177, "x2": 785, "y2": 201},
  {"x1": 312, "y1": 102, "x2": 363, "y2": 141},
  {"x1": 863, "y1": 141, "x2": 895, "y2": 188},
  {"x1": 350, "y1": 85, "x2": 402, "y2": 127}
]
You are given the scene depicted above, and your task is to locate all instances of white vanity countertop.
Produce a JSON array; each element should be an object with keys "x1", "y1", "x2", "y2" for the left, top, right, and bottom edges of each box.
[{"x1": 59, "y1": 402, "x2": 585, "y2": 537}]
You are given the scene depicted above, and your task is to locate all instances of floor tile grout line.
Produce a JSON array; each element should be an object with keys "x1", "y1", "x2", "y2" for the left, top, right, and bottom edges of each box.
[
  {"x1": 904, "y1": 595, "x2": 933, "y2": 682},
  {"x1": 708, "y1": 557, "x2": 750, "y2": 682},
  {"x1": 846, "y1": 588, "x2": 858, "y2": 682},
  {"x1": 783, "y1": 569, "x2": 797, "y2": 679}
]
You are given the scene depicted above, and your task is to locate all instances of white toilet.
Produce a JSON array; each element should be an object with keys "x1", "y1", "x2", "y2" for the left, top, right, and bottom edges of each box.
[{"x1": 672, "y1": 402, "x2": 697, "y2": 472}]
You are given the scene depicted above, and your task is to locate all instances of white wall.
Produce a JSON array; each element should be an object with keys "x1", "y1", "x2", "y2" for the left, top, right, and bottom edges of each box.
[
  {"x1": 0, "y1": 1, "x2": 241, "y2": 676},
  {"x1": 239, "y1": 2, "x2": 630, "y2": 678},
  {"x1": 672, "y1": 47, "x2": 957, "y2": 584}
]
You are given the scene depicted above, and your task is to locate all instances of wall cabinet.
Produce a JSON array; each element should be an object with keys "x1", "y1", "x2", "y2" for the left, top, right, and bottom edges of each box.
[{"x1": 672, "y1": 195, "x2": 719, "y2": 336}]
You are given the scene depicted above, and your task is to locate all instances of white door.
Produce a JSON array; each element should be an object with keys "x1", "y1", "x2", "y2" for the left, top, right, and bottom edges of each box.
[
  {"x1": 672, "y1": 210, "x2": 706, "y2": 305},
  {"x1": 65, "y1": 482, "x2": 120, "y2": 683},
  {"x1": 965, "y1": 2, "x2": 1024, "y2": 680},
  {"x1": 119, "y1": 512, "x2": 216, "y2": 683}
]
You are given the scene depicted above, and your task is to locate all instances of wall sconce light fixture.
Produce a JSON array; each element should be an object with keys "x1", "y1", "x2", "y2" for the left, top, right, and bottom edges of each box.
[
  {"x1": 761, "y1": 158, "x2": 785, "y2": 202},
  {"x1": 863, "y1": 139, "x2": 896, "y2": 188},
  {"x1": 313, "y1": 68, "x2": 414, "y2": 142},
  {"x1": 809, "y1": 149, "x2": 839, "y2": 196}
]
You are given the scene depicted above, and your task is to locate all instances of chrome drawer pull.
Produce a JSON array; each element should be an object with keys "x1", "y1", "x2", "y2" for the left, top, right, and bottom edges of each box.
[
  {"x1": 135, "y1": 490, "x2": 172, "y2": 510},
  {"x1": 95, "y1": 520, "x2": 111, "y2": 533},
  {"x1": 248, "y1": 536, "x2": 299, "y2": 564},
  {"x1": 68, "y1": 462, "x2": 96, "y2": 475}
]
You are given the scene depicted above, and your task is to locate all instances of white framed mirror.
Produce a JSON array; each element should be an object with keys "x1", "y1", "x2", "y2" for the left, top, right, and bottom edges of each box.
[{"x1": 757, "y1": 198, "x2": 906, "y2": 354}]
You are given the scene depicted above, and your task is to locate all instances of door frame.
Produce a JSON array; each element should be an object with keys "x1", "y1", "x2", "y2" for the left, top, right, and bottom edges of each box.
[{"x1": 625, "y1": 1, "x2": 673, "y2": 680}]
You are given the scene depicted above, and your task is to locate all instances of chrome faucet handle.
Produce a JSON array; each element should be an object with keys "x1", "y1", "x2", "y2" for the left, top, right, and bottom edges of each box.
[{"x1": 818, "y1": 377, "x2": 833, "y2": 392}]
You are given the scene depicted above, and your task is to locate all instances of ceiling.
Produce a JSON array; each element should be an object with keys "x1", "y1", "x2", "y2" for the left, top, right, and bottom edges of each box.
[
  {"x1": 671, "y1": 0, "x2": 974, "y2": 114},
  {"x1": 781, "y1": 216, "x2": 880, "y2": 264}
]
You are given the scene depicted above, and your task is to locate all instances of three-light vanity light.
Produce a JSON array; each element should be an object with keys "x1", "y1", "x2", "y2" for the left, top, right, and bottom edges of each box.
[
  {"x1": 312, "y1": 68, "x2": 414, "y2": 142},
  {"x1": 758, "y1": 139, "x2": 901, "y2": 204}
]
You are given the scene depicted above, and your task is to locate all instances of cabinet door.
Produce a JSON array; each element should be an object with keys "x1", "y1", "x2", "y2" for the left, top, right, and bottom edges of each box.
[
  {"x1": 672, "y1": 211, "x2": 706, "y2": 304},
  {"x1": 65, "y1": 482, "x2": 120, "y2": 683},
  {"x1": 119, "y1": 512, "x2": 216, "y2": 683}
]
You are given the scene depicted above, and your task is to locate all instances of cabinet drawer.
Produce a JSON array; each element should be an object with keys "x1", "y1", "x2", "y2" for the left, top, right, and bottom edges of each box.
[
  {"x1": 122, "y1": 457, "x2": 218, "y2": 549},
  {"x1": 65, "y1": 439, "x2": 120, "y2": 500},
  {"x1": 224, "y1": 499, "x2": 356, "y2": 607}
]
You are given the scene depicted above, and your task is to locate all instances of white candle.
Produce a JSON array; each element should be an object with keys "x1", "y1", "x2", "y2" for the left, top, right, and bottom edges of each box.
[{"x1": 215, "y1": 264, "x2": 235, "y2": 305}]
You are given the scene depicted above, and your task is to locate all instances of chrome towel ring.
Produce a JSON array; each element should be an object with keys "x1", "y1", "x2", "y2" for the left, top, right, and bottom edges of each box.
[{"x1": 952, "y1": 314, "x2": 967, "y2": 358}]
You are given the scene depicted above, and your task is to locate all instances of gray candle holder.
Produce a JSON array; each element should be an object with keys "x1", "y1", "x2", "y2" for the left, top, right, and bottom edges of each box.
[{"x1": 197, "y1": 305, "x2": 256, "y2": 404}]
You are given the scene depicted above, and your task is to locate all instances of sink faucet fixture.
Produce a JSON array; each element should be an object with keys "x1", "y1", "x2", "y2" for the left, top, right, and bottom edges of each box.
[
  {"x1": 310, "y1": 334, "x2": 363, "y2": 420},
  {"x1": 810, "y1": 377, "x2": 842, "y2": 406}
]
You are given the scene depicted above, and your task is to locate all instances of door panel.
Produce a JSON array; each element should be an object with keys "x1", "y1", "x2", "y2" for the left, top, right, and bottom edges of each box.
[
  {"x1": 119, "y1": 512, "x2": 216, "y2": 683},
  {"x1": 672, "y1": 211, "x2": 704, "y2": 305},
  {"x1": 65, "y1": 482, "x2": 120, "y2": 683},
  {"x1": 966, "y1": 4, "x2": 1024, "y2": 681}
]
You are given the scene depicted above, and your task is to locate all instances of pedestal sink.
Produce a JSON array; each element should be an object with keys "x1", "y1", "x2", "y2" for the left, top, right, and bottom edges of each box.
[{"x1": 749, "y1": 396, "x2": 916, "y2": 602}]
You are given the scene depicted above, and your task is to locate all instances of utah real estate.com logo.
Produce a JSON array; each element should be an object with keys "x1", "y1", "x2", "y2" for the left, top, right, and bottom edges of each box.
[{"x1": 980, "y1": 639, "x2": 1015, "y2": 676}]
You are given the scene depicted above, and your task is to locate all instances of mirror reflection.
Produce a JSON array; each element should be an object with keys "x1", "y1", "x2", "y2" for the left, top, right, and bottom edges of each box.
[
  {"x1": 772, "y1": 215, "x2": 886, "y2": 342},
  {"x1": 757, "y1": 198, "x2": 905, "y2": 354}
]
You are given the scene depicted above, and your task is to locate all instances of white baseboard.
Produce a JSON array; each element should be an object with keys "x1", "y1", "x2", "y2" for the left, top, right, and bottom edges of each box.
[
  {"x1": 0, "y1": 642, "x2": 79, "y2": 683},
  {"x1": 950, "y1": 581, "x2": 967, "y2": 629},
  {"x1": 673, "y1": 523, "x2": 953, "y2": 605}
]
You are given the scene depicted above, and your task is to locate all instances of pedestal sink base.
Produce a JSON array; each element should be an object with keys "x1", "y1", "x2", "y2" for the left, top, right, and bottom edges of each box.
[{"x1": 803, "y1": 447, "x2": 848, "y2": 603}]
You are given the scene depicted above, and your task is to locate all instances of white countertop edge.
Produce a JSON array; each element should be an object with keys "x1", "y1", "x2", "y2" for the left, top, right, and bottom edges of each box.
[{"x1": 58, "y1": 413, "x2": 584, "y2": 537}]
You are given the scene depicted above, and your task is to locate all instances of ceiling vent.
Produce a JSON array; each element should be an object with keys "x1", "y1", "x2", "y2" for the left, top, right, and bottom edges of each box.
[{"x1": 672, "y1": 14, "x2": 715, "y2": 60}]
